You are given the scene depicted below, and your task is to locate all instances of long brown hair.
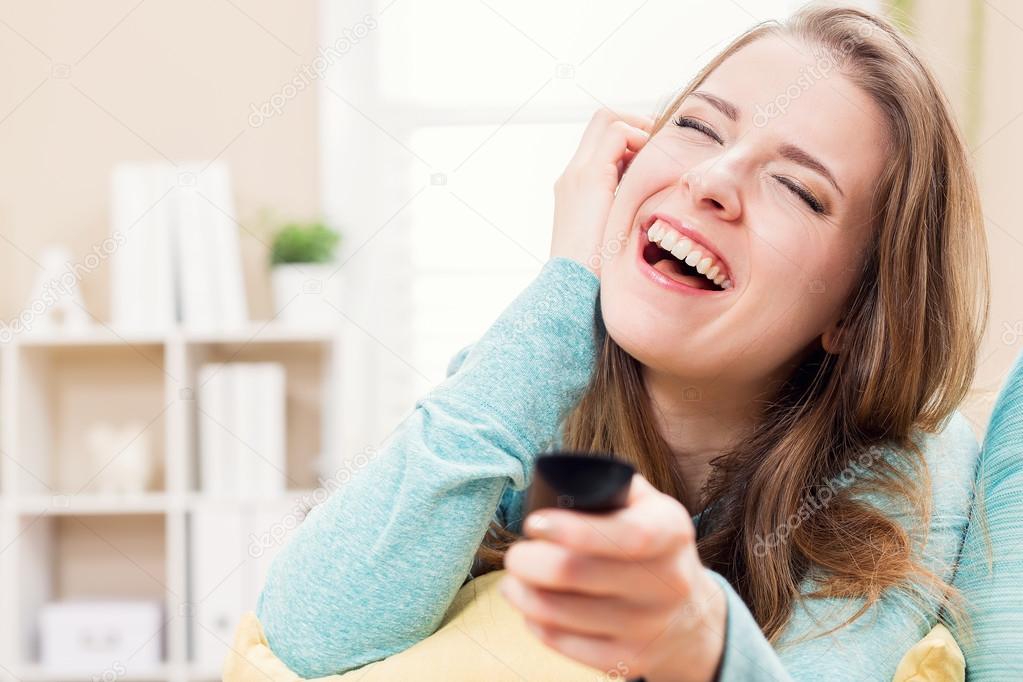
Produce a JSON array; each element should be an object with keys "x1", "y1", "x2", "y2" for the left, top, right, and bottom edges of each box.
[{"x1": 473, "y1": 3, "x2": 990, "y2": 647}]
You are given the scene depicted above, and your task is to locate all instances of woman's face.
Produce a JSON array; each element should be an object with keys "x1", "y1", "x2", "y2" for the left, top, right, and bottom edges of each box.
[{"x1": 600, "y1": 34, "x2": 888, "y2": 392}]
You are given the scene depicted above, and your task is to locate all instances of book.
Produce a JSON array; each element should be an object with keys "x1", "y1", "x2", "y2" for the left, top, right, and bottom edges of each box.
[
  {"x1": 198, "y1": 362, "x2": 286, "y2": 496},
  {"x1": 110, "y1": 163, "x2": 177, "y2": 331},
  {"x1": 251, "y1": 363, "x2": 286, "y2": 495},
  {"x1": 109, "y1": 160, "x2": 248, "y2": 333},
  {"x1": 190, "y1": 504, "x2": 245, "y2": 671},
  {"x1": 197, "y1": 363, "x2": 234, "y2": 495},
  {"x1": 201, "y1": 162, "x2": 248, "y2": 328}
]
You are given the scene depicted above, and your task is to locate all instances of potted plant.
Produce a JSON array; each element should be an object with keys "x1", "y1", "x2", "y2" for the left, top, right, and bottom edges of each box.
[{"x1": 269, "y1": 221, "x2": 342, "y2": 323}]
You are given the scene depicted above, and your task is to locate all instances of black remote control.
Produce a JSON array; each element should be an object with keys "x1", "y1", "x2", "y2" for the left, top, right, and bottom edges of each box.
[
  {"x1": 523, "y1": 450, "x2": 635, "y2": 518},
  {"x1": 523, "y1": 451, "x2": 645, "y2": 682}
]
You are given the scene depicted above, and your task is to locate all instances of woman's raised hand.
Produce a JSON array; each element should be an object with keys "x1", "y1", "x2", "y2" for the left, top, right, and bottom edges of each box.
[{"x1": 550, "y1": 108, "x2": 652, "y2": 277}]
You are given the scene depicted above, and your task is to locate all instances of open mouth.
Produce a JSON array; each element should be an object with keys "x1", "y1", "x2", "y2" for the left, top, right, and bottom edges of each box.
[{"x1": 640, "y1": 220, "x2": 732, "y2": 292}]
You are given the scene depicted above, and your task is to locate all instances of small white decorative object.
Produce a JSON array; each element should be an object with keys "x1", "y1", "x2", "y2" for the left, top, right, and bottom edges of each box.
[
  {"x1": 39, "y1": 600, "x2": 162, "y2": 673},
  {"x1": 83, "y1": 421, "x2": 156, "y2": 494},
  {"x1": 24, "y1": 246, "x2": 90, "y2": 334}
]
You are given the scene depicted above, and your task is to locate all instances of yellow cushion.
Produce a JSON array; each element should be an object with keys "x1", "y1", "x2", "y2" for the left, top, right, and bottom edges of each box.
[
  {"x1": 224, "y1": 569, "x2": 965, "y2": 682},
  {"x1": 892, "y1": 623, "x2": 965, "y2": 682},
  {"x1": 224, "y1": 569, "x2": 605, "y2": 681}
]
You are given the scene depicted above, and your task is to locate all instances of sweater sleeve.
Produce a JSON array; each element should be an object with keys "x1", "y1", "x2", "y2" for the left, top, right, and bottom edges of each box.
[
  {"x1": 948, "y1": 349, "x2": 1023, "y2": 679},
  {"x1": 255, "y1": 257, "x2": 603, "y2": 677},
  {"x1": 446, "y1": 343, "x2": 532, "y2": 539},
  {"x1": 705, "y1": 409, "x2": 980, "y2": 681}
]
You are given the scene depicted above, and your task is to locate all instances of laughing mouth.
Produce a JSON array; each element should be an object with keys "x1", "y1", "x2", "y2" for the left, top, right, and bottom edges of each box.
[{"x1": 643, "y1": 220, "x2": 732, "y2": 291}]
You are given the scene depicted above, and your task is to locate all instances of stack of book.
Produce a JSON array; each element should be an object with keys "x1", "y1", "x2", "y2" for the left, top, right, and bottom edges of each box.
[
  {"x1": 197, "y1": 362, "x2": 286, "y2": 495},
  {"x1": 109, "y1": 160, "x2": 248, "y2": 332}
]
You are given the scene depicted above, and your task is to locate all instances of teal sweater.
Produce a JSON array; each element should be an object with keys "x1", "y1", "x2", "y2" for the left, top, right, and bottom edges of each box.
[{"x1": 256, "y1": 257, "x2": 1020, "y2": 680}]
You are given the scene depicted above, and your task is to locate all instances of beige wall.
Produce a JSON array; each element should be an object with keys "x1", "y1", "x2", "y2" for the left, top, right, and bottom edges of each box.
[
  {"x1": 973, "y1": 1, "x2": 1023, "y2": 432},
  {"x1": 897, "y1": 0, "x2": 1023, "y2": 434},
  {"x1": 0, "y1": 0, "x2": 321, "y2": 322}
]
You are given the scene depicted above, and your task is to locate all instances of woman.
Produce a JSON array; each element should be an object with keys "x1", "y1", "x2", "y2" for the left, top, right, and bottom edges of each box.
[{"x1": 257, "y1": 5, "x2": 998, "y2": 680}]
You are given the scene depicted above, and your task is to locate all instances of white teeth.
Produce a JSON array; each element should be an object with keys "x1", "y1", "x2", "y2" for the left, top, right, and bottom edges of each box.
[
  {"x1": 645, "y1": 221, "x2": 730, "y2": 290},
  {"x1": 660, "y1": 230, "x2": 680, "y2": 250},
  {"x1": 671, "y1": 237, "x2": 693, "y2": 260}
]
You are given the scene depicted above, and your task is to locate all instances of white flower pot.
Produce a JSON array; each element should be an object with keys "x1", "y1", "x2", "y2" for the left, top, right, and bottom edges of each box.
[{"x1": 271, "y1": 263, "x2": 341, "y2": 325}]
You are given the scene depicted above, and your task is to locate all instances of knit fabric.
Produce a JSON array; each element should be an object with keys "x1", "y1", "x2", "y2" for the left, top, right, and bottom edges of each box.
[{"x1": 947, "y1": 349, "x2": 1023, "y2": 679}]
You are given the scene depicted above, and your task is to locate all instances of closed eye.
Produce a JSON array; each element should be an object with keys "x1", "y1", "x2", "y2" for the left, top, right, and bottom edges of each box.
[
  {"x1": 774, "y1": 176, "x2": 826, "y2": 214},
  {"x1": 673, "y1": 115, "x2": 722, "y2": 144},
  {"x1": 672, "y1": 114, "x2": 828, "y2": 216}
]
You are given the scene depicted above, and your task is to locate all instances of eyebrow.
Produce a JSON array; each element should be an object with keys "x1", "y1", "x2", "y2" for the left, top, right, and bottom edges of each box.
[
  {"x1": 689, "y1": 90, "x2": 845, "y2": 198},
  {"x1": 691, "y1": 90, "x2": 738, "y2": 121}
]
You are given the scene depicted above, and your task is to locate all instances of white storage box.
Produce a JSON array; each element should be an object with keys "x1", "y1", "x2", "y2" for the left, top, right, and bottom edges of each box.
[{"x1": 39, "y1": 600, "x2": 162, "y2": 673}]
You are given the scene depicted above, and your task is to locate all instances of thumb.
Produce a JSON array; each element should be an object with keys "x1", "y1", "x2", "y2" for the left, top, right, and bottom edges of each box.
[{"x1": 625, "y1": 472, "x2": 660, "y2": 506}]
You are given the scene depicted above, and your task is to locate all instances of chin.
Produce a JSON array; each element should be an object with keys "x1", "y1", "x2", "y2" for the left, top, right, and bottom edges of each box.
[
  {"x1": 599, "y1": 295, "x2": 734, "y2": 386},
  {"x1": 601, "y1": 305, "x2": 680, "y2": 376}
]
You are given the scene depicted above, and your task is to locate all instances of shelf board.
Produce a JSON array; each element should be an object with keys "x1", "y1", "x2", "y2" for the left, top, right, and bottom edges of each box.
[
  {"x1": 186, "y1": 489, "x2": 318, "y2": 506},
  {"x1": 187, "y1": 666, "x2": 224, "y2": 681},
  {"x1": 15, "y1": 327, "x2": 166, "y2": 348},
  {"x1": 13, "y1": 663, "x2": 174, "y2": 682},
  {"x1": 9, "y1": 323, "x2": 339, "y2": 348},
  {"x1": 5, "y1": 491, "x2": 323, "y2": 516},
  {"x1": 13, "y1": 493, "x2": 175, "y2": 515},
  {"x1": 183, "y1": 323, "x2": 339, "y2": 344}
]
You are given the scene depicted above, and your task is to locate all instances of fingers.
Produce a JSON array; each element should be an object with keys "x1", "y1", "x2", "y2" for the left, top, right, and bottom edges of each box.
[
  {"x1": 615, "y1": 111, "x2": 655, "y2": 132},
  {"x1": 595, "y1": 120, "x2": 650, "y2": 163},
  {"x1": 617, "y1": 148, "x2": 639, "y2": 180},
  {"x1": 504, "y1": 537, "x2": 692, "y2": 604},
  {"x1": 523, "y1": 474, "x2": 694, "y2": 560},
  {"x1": 520, "y1": 618, "x2": 644, "y2": 678},
  {"x1": 624, "y1": 468, "x2": 659, "y2": 505},
  {"x1": 604, "y1": 119, "x2": 651, "y2": 156},
  {"x1": 500, "y1": 573, "x2": 656, "y2": 640},
  {"x1": 571, "y1": 108, "x2": 652, "y2": 166}
]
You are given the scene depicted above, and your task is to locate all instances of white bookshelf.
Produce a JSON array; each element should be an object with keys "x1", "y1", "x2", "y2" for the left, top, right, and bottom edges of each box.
[{"x1": 0, "y1": 324, "x2": 345, "y2": 682}]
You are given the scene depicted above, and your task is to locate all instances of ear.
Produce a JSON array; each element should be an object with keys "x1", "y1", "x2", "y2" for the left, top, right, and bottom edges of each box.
[{"x1": 821, "y1": 318, "x2": 846, "y2": 355}]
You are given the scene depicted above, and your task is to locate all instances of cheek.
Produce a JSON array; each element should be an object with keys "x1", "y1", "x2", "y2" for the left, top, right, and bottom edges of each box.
[
  {"x1": 614, "y1": 146, "x2": 683, "y2": 200},
  {"x1": 602, "y1": 152, "x2": 685, "y2": 246},
  {"x1": 745, "y1": 239, "x2": 856, "y2": 350}
]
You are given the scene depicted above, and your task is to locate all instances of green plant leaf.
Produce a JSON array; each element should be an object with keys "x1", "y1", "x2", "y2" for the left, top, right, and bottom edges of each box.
[{"x1": 270, "y1": 222, "x2": 341, "y2": 265}]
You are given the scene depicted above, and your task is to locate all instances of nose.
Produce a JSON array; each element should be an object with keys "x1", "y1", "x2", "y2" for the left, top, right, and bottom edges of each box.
[{"x1": 680, "y1": 164, "x2": 742, "y2": 222}]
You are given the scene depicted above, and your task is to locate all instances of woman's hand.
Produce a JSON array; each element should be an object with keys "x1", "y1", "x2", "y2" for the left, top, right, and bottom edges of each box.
[
  {"x1": 550, "y1": 108, "x2": 652, "y2": 277},
  {"x1": 500, "y1": 473, "x2": 727, "y2": 682}
]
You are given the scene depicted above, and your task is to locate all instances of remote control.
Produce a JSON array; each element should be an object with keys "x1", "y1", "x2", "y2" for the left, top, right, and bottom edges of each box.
[
  {"x1": 522, "y1": 451, "x2": 645, "y2": 682},
  {"x1": 523, "y1": 450, "x2": 635, "y2": 518}
]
